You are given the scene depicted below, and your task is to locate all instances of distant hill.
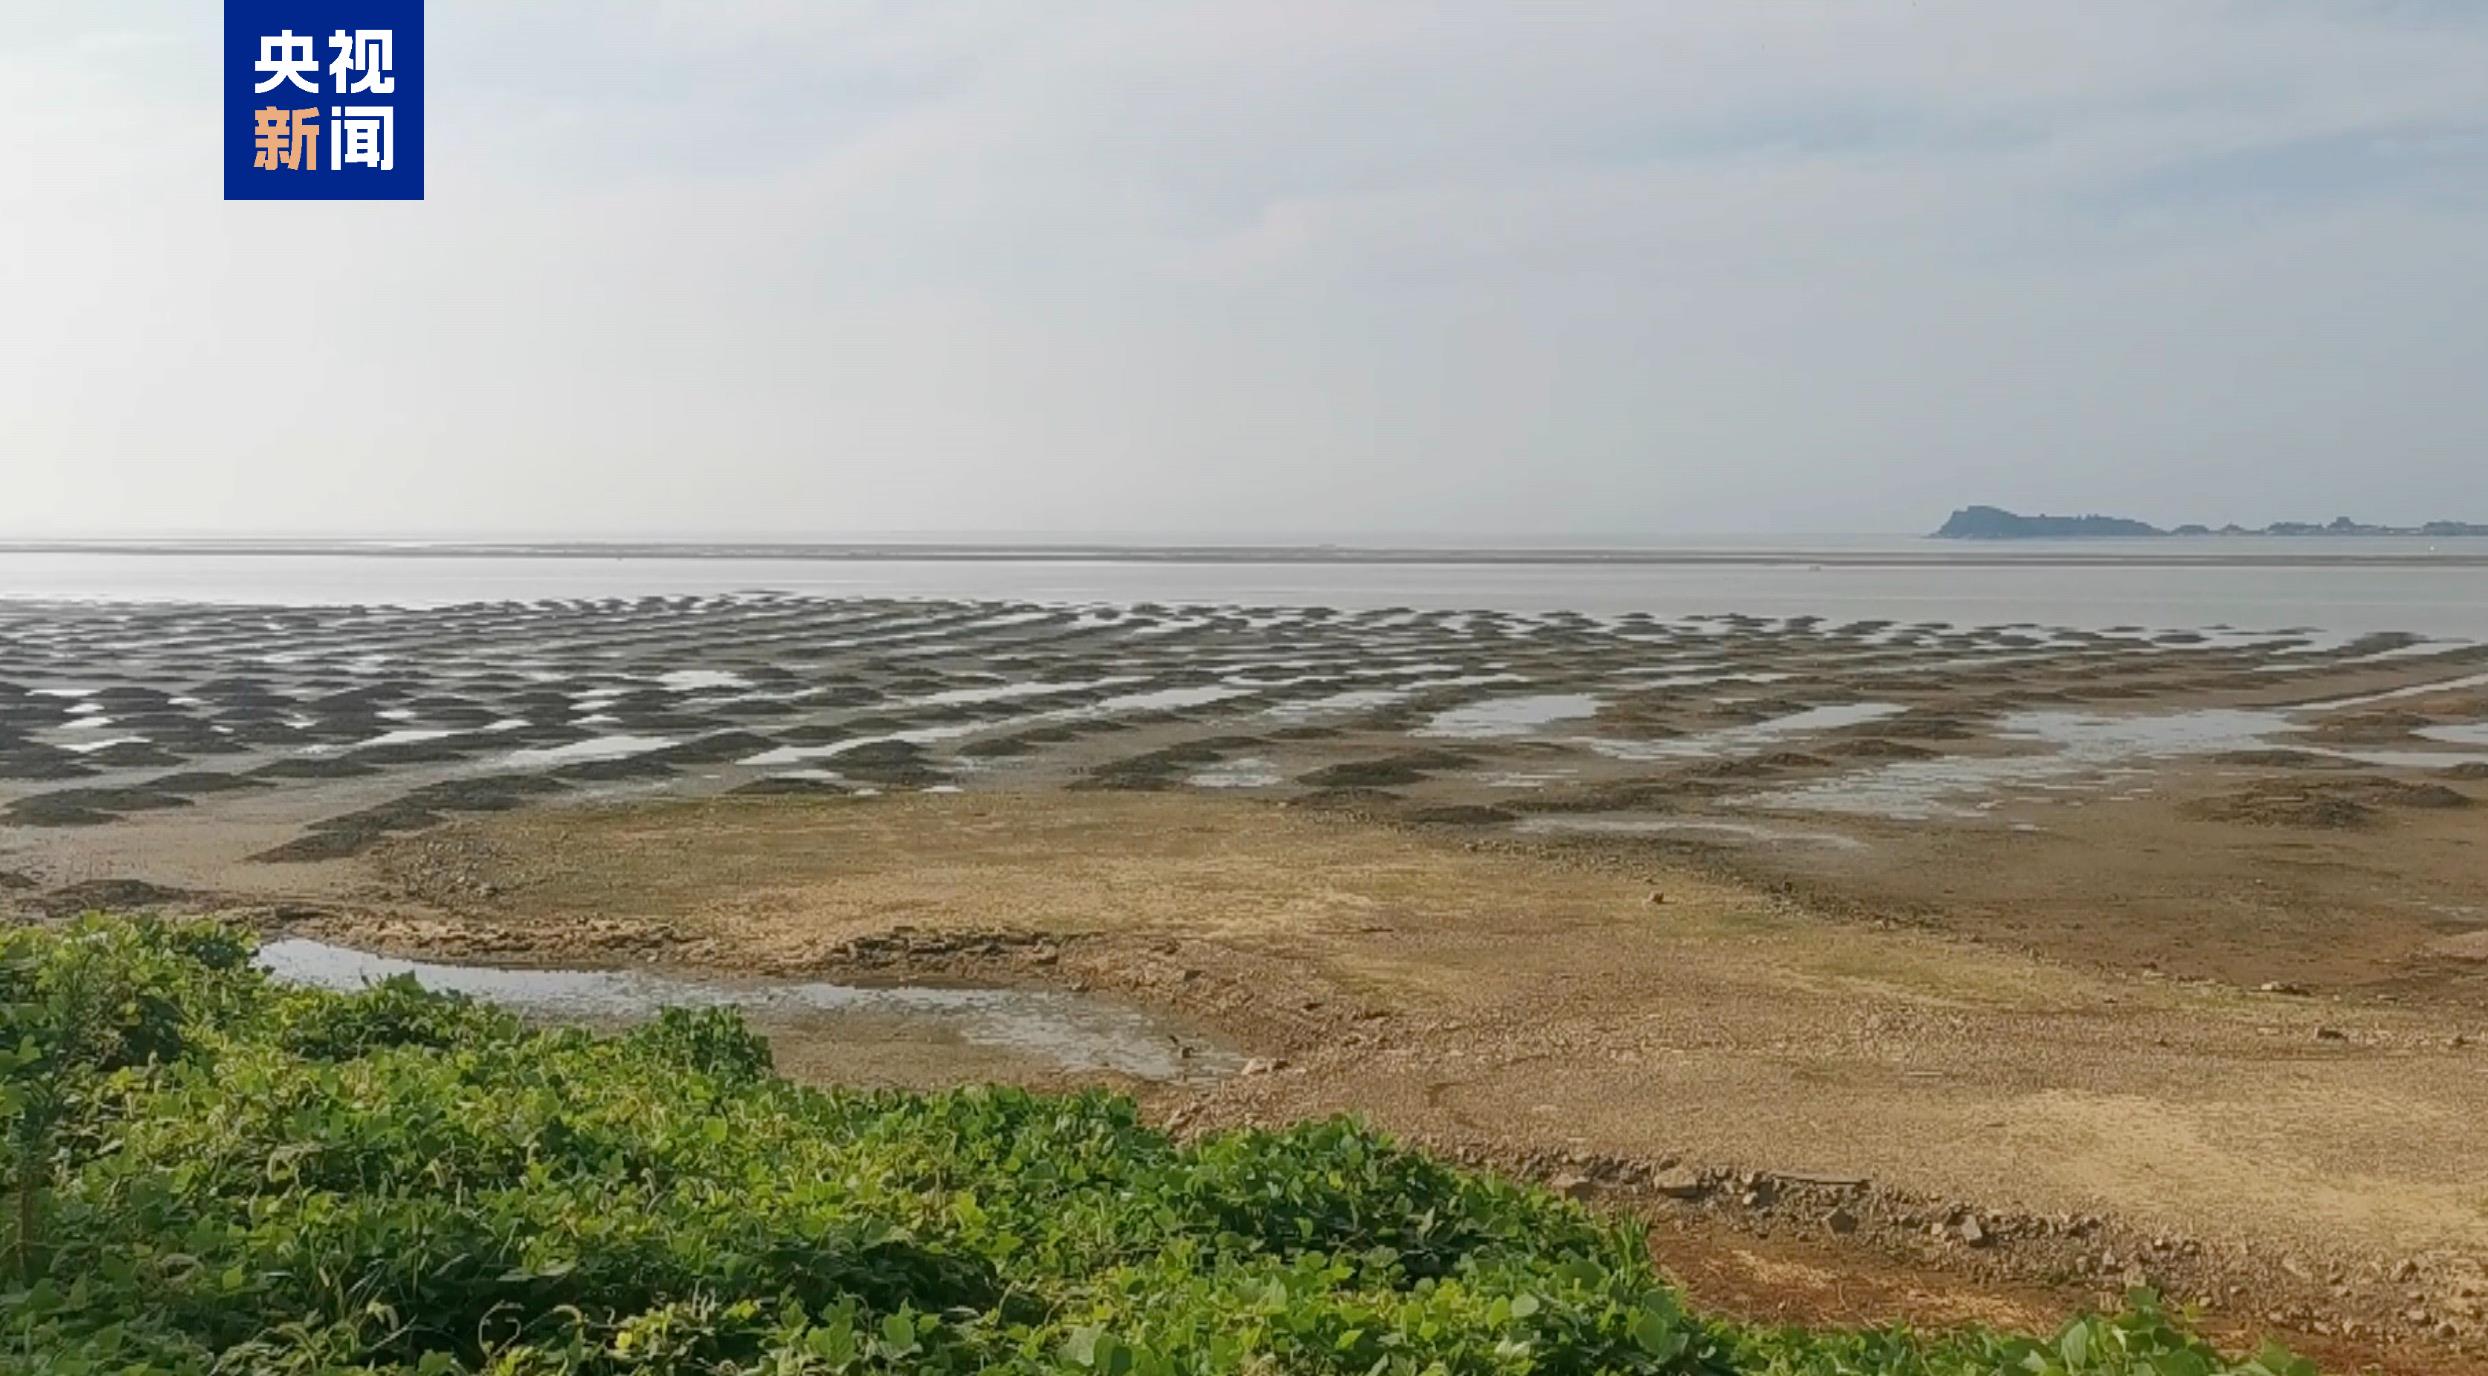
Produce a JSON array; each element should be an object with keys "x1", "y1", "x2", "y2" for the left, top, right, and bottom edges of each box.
[
  {"x1": 1934, "y1": 506, "x2": 2488, "y2": 539},
  {"x1": 1934, "y1": 506, "x2": 2164, "y2": 538}
]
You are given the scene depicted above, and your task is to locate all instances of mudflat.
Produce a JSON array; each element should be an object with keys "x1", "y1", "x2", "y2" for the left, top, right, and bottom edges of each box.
[{"x1": 4, "y1": 593, "x2": 2486, "y2": 1372}]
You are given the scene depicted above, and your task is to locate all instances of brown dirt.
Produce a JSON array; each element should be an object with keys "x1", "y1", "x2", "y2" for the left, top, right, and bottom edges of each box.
[{"x1": 312, "y1": 790, "x2": 2488, "y2": 1372}]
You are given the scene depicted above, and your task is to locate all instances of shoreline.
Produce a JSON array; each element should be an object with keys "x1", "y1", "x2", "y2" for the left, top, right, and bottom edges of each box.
[{"x1": 8, "y1": 536, "x2": 2488, "y2": 569}]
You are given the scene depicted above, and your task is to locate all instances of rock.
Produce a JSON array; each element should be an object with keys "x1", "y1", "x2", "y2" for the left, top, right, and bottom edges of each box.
[
  {"x1": 1646, "y1": 891, "x2": 1666, "y2": 906},
  {"x1": 2257, "y1": 981, "x2": 2310, "y2": 996},
  {"x1": 1825, "y1": 1207, "x2": 1858, "y2": 1235},
  {"x1": 1548, "y1": 1172, "x2": 1595, "y2": 1200},
  {"x1": 1649, "y1": 1166, "x2": 1706, "y2": 1199},
  {"x1": 2313, "y1": 1025, "x2": 2346, "y2": 1042},
  {"x1": 1957, "y1": 1216, "x2": 1988, "y2": 1247},
  {"x1": 1240, "y1": 1058, "x2": 1287, "y2": 1076}
]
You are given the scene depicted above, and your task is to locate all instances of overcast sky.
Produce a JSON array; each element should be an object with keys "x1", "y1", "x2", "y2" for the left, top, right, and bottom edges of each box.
[{"x1": 4, "y1": 3, "x2": 2484, "y2": 539}]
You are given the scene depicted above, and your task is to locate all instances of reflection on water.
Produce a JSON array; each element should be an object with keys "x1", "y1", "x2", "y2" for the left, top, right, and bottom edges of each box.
[
  {"x1": 1582, "y1": 701, "x2": 1906, "y2": 760},
  {"x1": 1419, "y1": 693, "x2": 1603, "y2": 738},
  {"x1": 259, "y1": 939, "x2": 1239, "y2": 1084},
  {"x1": 1733, "y1": 705, "x2": 2485, "y2": 820},
  {"x1": 1738, "y1": 708, "x2": 2292, "y2": 820},
  {"x1": 496, "y1": 734, "x2": 676, "y2": 768},
  {"x1": 2420, "y1": 722, "x2": 2488, "y2": 747},
  {"x1": 1999, "y1": 708, "x2": 2290, "y2": 757},
  {"x1": 1189, "y1": 758, "x2": 1283, "y2": 789}
]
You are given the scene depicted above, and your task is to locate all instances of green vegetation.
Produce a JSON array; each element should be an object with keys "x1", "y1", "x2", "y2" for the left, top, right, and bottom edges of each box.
[{"x1": 4, "y1": 918, "x2": 2314, "y2": 1375}]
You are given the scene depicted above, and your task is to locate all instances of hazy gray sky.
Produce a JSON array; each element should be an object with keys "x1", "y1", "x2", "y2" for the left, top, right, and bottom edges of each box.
[{"x1": 5, "y1": 2, "x2": 2485, "y2": 538}]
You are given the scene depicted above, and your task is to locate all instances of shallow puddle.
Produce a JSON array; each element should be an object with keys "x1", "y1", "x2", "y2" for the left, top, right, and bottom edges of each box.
[
  {"x1": 1514, "y1": 814, "x2": 1866, "y2": 850},
  {"x1": 259, "y1": 939, "x2": 1241, "y2": 1084},
  {"x1": 1092, "y1": 684, "x2": 1253, "y2": 713},
  {"x1": 1264, "y1": 687, "x2": 1411, "y2": 719},
  {"x1": 1741, "y1": 707, "x2": 2302, "y2": 820},
  {"x1": 911, "y1": 675, "x2": 1140, "y2": 707},
  {"x1": 2294, "y1": 670, "x2": 2488, "y2": 712},
  {"x1": 1998, "y1": 708, "x2": 2290, "y2": 757},
  {"x1": 1477, "y1": 769, "x2": 1575, "y2": 789},
  {"x1": 1582, "y1": 701, "x2": 1905, "y2": 761},
  {"x1": 656, "y1": 669, "x2": 751, "y2": 692},
  {"x1": 1418, "y1": 692, "x2": 1603, "y2": 738},
  {"x1": 1189, "y1": 758, "x2": 1282, "y2": 788},
  {"x1": 305, "y1": 726, "x2": 456, "y2": 755},
  {"x1": 496, "y1": 734, "x2": 677, "y2": 768}
]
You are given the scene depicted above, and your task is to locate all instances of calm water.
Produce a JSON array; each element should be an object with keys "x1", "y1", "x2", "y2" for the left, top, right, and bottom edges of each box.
[
  {"x1": 259, "y1": 939, "x2": 1240, "y2": 1083},
  {"x1": 2, "y1": 543, "x2": 2484, "y2": 637}
]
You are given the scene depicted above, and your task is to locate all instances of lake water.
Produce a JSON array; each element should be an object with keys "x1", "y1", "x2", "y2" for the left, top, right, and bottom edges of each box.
[{"x1": 2, "y1": 541, "x2": 2484, "y2": 637}]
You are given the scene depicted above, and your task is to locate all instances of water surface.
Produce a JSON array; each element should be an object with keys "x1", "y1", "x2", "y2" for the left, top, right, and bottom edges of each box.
[
  {"x1": 260, "y1": 938, "x2": 1239, "y2": 1083},
  {"x1": 9, "y1": 543, "x2": 2488, "y2": 636}
]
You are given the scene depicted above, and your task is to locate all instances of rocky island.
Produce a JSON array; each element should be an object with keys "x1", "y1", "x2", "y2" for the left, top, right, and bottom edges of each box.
[{"x1": 1935, "y1": 505, "x2": 2488, "y2": 539}]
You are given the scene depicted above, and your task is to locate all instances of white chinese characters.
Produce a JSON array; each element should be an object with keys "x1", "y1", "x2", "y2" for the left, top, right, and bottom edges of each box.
[
  {"x1": 249, "y1": 27, "x2": 397, "y2": 175},
  {"x1": 330, "y1": 106, "x2": 395, "y2": 171},
  {"x1": 327, "y1": 30, "x2": 395, "y2": 94},
  {"x1": 252, "y1": 30, "x2": 320, "y2": 94}
]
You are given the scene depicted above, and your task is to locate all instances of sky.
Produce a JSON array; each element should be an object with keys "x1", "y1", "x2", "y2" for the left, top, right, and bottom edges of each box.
[{"x1": 3, "y1": 2, "x2": 2485, "y2": 540}]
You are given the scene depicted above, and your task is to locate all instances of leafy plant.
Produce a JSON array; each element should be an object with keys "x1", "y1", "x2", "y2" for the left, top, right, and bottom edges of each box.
[{"x1": 0, "y1": 918, "x2": 2318, "y2": 1375}]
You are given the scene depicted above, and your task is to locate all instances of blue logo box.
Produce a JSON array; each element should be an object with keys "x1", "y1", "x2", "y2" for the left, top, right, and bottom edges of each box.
[{"x1": 224, "y1": 0, "x2": 424, "y2": 200}]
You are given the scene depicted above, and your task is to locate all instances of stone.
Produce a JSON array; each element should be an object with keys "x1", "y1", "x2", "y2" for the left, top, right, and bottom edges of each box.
[{"x1": 1649, "y1": 1166, "x2": 1706, "y2": 1199}]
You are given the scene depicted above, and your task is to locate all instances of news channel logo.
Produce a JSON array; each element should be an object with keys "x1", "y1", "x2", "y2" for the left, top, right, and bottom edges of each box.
[{"x1": 225, "y1": 0, "x2": 423, "y2": 200}]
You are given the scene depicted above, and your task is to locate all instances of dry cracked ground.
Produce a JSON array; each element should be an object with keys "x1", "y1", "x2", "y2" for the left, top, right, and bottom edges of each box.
[{"x1": 4, "y1": 593, "x2": 2487, "y2": 1373}]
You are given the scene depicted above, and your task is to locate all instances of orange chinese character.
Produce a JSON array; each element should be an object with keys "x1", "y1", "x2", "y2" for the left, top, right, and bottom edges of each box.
[{"x1": 252, "y1": 107, "x2": 320, "y2": 171}]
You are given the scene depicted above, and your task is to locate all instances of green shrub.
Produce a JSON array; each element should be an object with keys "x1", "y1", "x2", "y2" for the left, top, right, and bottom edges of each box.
[
  {"x1": 0, "y1": 918, "x2": 2315, "y2": 1375},
  {"x1": 272, "y1": 972, "x2": 520, "y2": 1060}
]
